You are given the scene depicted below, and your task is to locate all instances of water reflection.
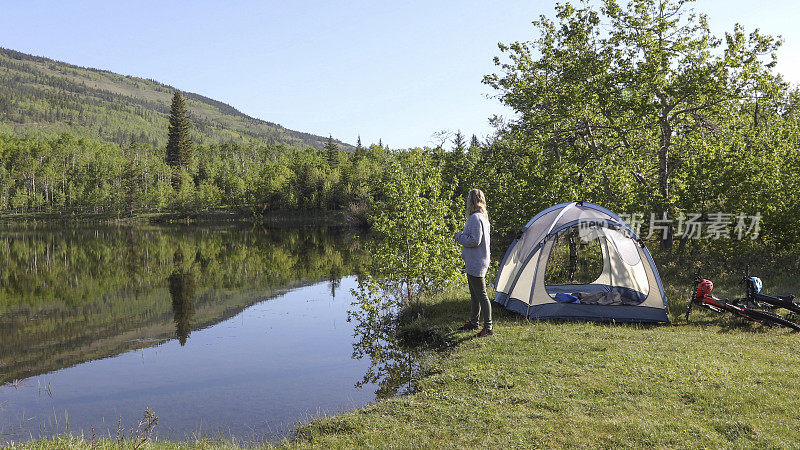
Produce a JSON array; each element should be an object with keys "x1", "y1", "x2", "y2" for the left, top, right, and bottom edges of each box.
[
  {"x1": 348, "y1": 279, "x2": 422, "y2": 399},
  {"x1": 350, "y1": 311, "x2": 420, "y2": 399},
  {"x1": 1, "y1": 277, "x2": 376, "y2": 443},
  {"x1": 169, "y1": 250, "x2": 196, "y2": 346},
  {"x1": 0, "y1": 225, "x2": 388, "y2": 442},
  {"x1": 0, "y1": 225, "x2": 368, "y2": 385},
  {"x1": 0, "y1": 224, "x2": 442, "y2": 442}
]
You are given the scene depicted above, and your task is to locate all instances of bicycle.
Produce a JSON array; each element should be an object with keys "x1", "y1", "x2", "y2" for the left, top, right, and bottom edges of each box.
[
  {"x1": 685, "y1": 268, "x2": 800, "y2": 331},
  {"x1": 737, "y1": 266, "x2": 800, "y2": 315}
]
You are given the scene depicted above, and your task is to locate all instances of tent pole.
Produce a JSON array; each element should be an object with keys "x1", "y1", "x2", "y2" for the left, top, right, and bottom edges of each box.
[{"x1": 602, "y1": 234, "x2": 612, "y2": 291}]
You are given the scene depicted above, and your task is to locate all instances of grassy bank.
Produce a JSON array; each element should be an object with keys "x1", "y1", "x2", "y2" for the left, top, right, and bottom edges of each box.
[{"x1": 288, "y1": 295, "x2": 800, "y2": 448}]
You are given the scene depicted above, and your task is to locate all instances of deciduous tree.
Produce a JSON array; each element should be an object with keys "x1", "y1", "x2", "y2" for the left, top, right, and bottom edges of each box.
[{"x1": 484, "y1": 0, "x2": 783, "y2": 245}]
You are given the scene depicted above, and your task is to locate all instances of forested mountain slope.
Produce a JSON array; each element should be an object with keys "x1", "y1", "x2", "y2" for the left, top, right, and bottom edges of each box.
[{"x1": 0, "y1": 47, "x2": 350, "y2": 150}]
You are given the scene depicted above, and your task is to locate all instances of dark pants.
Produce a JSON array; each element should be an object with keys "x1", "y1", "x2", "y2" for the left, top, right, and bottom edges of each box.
[{"x1": 467, "y1": 274, "x2": 492, "y2": 329}]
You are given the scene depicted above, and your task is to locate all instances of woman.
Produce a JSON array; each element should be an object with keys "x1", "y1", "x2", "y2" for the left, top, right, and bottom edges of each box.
[{"x1": 454, "y1": 188, "x2": 492, "y2": 337}]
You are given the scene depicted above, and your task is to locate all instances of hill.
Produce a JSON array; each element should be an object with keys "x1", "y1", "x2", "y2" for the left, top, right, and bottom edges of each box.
[{"x1": 0, "y1": 47, "x2": 351, "y2": 150}]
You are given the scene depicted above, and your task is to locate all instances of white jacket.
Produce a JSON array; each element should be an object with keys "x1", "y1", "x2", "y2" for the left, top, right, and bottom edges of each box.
[{"x1": 455, "y1": 212, "x2": 490, "y2": 277}]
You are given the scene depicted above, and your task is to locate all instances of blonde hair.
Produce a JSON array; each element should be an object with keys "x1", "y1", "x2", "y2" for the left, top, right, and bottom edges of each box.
[{"x1": 466, "y1": 188, "x2": 488, "y2": 218}]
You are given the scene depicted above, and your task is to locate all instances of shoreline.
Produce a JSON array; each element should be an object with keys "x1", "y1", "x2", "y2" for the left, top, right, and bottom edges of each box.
[{"x1": 0, "y1": 208, "x2": 362, "y2": 229}]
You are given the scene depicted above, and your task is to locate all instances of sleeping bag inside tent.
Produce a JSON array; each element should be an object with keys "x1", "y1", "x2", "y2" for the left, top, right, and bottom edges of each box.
[{"x1": 494, "y1": 202, "x2": 668, "y2": 323}]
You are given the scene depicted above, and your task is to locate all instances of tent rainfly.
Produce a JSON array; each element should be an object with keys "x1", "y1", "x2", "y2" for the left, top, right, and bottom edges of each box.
[{"x1": 494, "y1": 202, "x2": 669, "y2": 323}]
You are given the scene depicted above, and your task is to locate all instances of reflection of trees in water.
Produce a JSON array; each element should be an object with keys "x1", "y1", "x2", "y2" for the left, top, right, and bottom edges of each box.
[
  {"x1": 168, "y1": 249, "x2": 196, "y2": 346},
  {"x1": 0, "y1": 225, "x2": 371, "y2": 382},
  {"x1": 328, "y1": 269, "x2": 342, "y2": 299},
  {"x1": 348, "y1": 278, "x2": 420, "y2": 399},
  {"x1": 0, "y1": 226, "x2": 370, "y2": 312}
]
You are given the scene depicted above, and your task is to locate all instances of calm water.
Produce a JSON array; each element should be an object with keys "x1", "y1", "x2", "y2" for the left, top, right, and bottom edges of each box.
[{"x1": 0, "y1": 226, "x2": 407, "y2": 443}]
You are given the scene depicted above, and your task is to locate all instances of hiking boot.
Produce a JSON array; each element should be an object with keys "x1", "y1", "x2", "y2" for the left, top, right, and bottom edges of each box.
[
  {"x1": 457, "y1": 322, "x2": 479, "y2": 332},
  {"x1": 476, "y1": 327, "x2": 494, "y2": 337}
]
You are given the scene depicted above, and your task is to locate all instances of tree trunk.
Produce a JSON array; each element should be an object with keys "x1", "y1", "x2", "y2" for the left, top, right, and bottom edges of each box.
[{"x1": 658, "y1": 107, "x2": 674, "y2": 249}]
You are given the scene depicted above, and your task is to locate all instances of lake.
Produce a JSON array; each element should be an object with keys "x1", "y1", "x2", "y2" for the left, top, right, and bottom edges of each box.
[{"x1": 0, "y1": 225, "x2": 408, "y2": 443}]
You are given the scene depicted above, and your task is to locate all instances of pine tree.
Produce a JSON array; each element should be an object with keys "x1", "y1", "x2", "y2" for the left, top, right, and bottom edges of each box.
[
  {"x1": 470, "y1": 134, "x2": 480, "y2": 149},
  {"x1": 165, "y1": 92, "x2": 192, "y2": 168},
  {"x1": 324, "y1": 135, "x2": 339, "y2": 167},
  {"x1": 452, "y1": 130, "x2": 466, "y2": 154},
  {"x1": 355, "y1": 135, "x2": 363, "y2": 158}
]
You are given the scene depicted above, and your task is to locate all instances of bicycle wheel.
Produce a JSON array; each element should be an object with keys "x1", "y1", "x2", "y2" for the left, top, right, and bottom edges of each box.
[
  {"x1": 738, "y1": 308, "x2": 800, "y2": 331},
  {"x1": 753, "y1": 294, "x2": 800, "y2": 314},
  {"x1": 778, "y1": 299, "x2": 800, "y2": 315}
]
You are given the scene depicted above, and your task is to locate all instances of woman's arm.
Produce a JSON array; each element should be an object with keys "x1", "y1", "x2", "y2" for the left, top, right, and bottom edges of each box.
[{"x1": 456, "y1": 214, "x2": 483, "y2": 248}]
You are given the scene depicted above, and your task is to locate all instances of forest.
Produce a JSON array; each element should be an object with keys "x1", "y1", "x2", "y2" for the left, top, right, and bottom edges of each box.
[
  {"x1": 1, "y1": 0, "x2": 800, "y2": 246},
  {"x1": 0, "y1": 132, "x2": 390, "y2": 218}
]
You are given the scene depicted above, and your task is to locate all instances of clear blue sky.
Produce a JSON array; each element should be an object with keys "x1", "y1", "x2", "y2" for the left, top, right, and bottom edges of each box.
[{"x1": 1, "y1": 0, "x2": 798, "y2": 149}]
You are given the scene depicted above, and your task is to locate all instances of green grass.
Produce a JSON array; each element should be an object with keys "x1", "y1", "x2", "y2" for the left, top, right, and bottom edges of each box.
[
  {"x1": 287, "y1": 295, "x2": 800, "y2": 448},
  {"x1": 11, "y1": 436, "x2": 246, "y2": 449}
]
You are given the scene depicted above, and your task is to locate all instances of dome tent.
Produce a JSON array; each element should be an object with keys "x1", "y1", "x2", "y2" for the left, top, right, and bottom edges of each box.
[{"x1": 494, "y1": 202, "x2": 668, "y2": 323}]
